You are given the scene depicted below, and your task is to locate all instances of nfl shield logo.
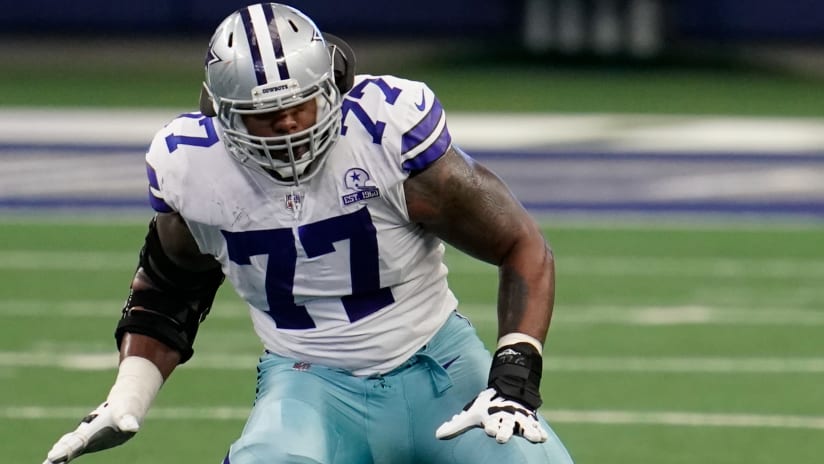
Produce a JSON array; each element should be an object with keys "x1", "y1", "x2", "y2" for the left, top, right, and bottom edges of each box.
[
  {"x1": 292, "y1": 361, "x2": 311, "y2": 371},
  {"x1": 285, "y1": 191, "x2": 303, "y2": 212}
]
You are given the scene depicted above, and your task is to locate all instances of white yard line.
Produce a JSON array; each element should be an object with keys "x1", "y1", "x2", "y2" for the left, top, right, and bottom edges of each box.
[
  {"x1": 545, "y1": 410, "x2": 824, "y2": 430},
  {"x1": 454, "y1": 304, "x2": 824, "y2": 327},
  {"x1": 3, "y1": 351, "x2": 824, "y2": 374},
  {"x1": 0, "y1": 251, "x2": 134, "y2": 270},
  {"x1": 554, "y1": 305, "x2": 824, "y2": 326},
  {"x1": 3, "y1": 109, "x2": 824, "y2": 153},
  {"x1": 546, "y1": 357, "x2": 824, "y2": 373},
  {"x1": 5, "y1": 250, "x2": 824, "y2": 279},
  {"x1": 4, "y1": 405, "x2": 824, "y2": 430},
  {"x1": 3, "y1": 300, "x2": 823, "y2": 326},
  {"x1": 445, "y1": 255, "x2": 824, "y2": 278},
  {"x1": 0, "y1": 299, "x2": 247, "y2": 320}
]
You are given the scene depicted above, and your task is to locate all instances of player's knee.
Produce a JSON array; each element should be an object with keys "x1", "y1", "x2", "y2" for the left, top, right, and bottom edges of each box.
[
  {"x1": 447, "y1": 428, "x2": 573, "y2": 464},
  {"x1": 227, "y1": 398, "x2": 334, "y2": 464},
  {"x1": 227, "y1": 435, "x2": 326, "y2": 464}
]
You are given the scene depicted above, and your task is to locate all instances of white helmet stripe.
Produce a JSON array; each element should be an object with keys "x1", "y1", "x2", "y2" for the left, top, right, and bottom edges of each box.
[{"x1": 249, "y1": 3, "x2": 289, "y2": 82}]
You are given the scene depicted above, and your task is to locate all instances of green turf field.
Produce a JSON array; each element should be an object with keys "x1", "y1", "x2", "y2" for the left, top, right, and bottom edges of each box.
[{"x1": 2, "y1": 218, "x2": 822, "y2": 464}]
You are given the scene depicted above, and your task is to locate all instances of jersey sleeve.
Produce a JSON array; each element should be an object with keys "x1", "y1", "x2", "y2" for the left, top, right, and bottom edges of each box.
[
  {"x1": 145, "y1": 125, "x2": 178, "y2": 214},
  {"x1": 348, "y1": 75, "x2": 453, "y2": 174},
  {"x1": 145, "y1": 156, "x2": 175, "y2": 214},
  {"x1": 396, "y1": 81, "x2": 452, "y2": 173},
  {"x1": 144, "y1": 112, "x2": 216, "y2": 214}
]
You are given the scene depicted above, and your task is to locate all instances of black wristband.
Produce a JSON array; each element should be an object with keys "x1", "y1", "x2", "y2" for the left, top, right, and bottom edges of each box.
[{"x1": 487, "y1": 342, "x2": 543, "y2": 409}]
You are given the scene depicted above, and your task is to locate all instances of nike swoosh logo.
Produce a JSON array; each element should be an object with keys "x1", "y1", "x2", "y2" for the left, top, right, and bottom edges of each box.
[
  {"x1": 414, "y1": 89, "x2": 426, "y2": 111},
  {"x1": 441, "y1": 355, "x2": 460, "y2": 370}
]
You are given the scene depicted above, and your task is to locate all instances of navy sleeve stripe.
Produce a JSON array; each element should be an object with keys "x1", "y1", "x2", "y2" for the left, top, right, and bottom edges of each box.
[
  {"x1": 146, "y1": 162, "x2": 161, "y2": 189},
  {"x1": 148, "y1": 190, "x2": 174, "y2": 213},
  {"x1": 146, "y1": 162, "x2": 174, "y2": 213},
  {"x1": 401, "y1": 97, "x2": 444, "y2": 156},
  {"x1": 401, "y1": 124, "x2": 452, "y2": 172}
]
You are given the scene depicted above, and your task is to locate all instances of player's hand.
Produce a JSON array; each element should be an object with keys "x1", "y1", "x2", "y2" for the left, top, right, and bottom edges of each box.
[
  {"x1": 438, "y1": 339, "x2": 547, "y2": 443},
  {"x1": 42, "y1": 400, "x2": 140, "y2": 464},
  {"x1": 43, "y1": 356, "x2": 163, "y2": 463},
  {"x1": 436, "y1": 388, "x2": 548, "y2": 443}
]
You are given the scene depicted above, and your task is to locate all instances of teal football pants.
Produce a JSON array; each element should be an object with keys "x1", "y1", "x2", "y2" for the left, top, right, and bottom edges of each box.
[{"x1": 224, "y1": 311, "x2": 574, "y2": 464}]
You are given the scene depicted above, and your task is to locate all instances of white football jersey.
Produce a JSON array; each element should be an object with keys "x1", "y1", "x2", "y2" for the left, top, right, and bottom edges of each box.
[{"x1": 145, "y1": 74, "x2": 459, "y2": 375}]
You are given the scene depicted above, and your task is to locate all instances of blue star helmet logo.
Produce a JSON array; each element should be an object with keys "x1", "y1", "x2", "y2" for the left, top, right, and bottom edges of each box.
[
  {"x1": 205, "y1": 40, "x2": 222, "y2": 67},
  {"x1": 344, "y1": 167, "x2": 373, "y2": 190}
]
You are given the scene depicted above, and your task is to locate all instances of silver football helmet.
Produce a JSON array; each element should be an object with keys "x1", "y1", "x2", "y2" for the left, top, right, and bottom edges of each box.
[{"x1": 204, "y1": 3, "x2": 341, "y2": 185}]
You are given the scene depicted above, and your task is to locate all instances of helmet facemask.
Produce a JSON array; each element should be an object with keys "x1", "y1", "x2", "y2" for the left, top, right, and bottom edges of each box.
[{"x1": 217, "y1": 77, "x2": 341, "y2": 184}]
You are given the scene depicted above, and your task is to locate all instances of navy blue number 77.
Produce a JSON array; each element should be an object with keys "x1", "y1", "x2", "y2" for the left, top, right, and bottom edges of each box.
[
  {"x1": 164, "y1": 113, "x2": 220, "y2": 153},
  {"x1": 221, "y1": 207, "x2": 394, "y2": 329}
]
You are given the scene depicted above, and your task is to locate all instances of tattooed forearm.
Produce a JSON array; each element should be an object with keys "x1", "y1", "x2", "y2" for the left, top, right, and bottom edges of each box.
[{"x1": 497, "y1": 267, "x2": 530, "y2": 336}]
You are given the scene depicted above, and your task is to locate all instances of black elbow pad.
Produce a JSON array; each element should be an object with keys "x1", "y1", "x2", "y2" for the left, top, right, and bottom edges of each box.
[{"x1": 115, "y1": 218, "x2": 224, "y2": 363}]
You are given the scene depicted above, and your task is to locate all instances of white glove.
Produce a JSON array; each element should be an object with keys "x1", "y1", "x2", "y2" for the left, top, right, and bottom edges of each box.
[
  {"x1": 43, "y1": 356, "x2": 163, "y2": 464},
  {"x1": 436, "y1": 388, "x2": 549, "y2": 444},
  {"x1": 42, "y1": 400, "x2": 140, "y2": 464}
]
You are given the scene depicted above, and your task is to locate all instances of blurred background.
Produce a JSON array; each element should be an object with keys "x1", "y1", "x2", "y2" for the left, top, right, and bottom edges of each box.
[
  {"x1": 1, "y1": 1, "x2": 823, "y2": 464},
  {"x1": 2, "y1": 0, "x2": 824, "y2": 214}
]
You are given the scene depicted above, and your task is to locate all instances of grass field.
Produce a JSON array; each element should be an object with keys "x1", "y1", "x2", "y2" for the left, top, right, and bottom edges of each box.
[{"x1": 2, "y1": 217, "x2": 823, "y2": 463}]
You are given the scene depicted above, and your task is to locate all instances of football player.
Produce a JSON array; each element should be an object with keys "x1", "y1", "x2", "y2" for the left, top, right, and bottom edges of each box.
[{"x1": 43, "y1": 3, "x2": 573, "y2": 463}]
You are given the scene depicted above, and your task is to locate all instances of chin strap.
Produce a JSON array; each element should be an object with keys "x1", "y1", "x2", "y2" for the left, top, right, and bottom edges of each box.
[{"x1": 199, "y1": 83, "x2": 217, "y2": 117}]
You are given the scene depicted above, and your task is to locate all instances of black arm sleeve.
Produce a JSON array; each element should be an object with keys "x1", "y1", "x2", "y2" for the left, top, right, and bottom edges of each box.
[{"x1": 115, "y1": 218, "x2": 224, "y2": 363}]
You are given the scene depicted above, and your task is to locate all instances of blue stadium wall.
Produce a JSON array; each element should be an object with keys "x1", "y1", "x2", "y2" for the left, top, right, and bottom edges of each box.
[{"x1": 1, "y1": 0, "x2": 823, "y2": 42}]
